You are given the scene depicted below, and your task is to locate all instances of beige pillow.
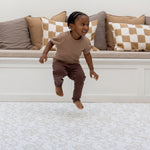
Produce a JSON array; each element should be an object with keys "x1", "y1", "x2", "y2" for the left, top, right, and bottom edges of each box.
[
  {"x1": 51, "y1": 11, "x2": 67, "y2": 22},
  {"x1": 40, "y1": 17, "x2": 98, "y2": 51},
  {"x1": 106, "y1": 14, "x2": 145, "y2": 50},
  {"x1": 25, "y1": 11, "x2": 67, "y2": 50},
  {"x1": 25, "y1": 16, "x2": 43, "y2": 50},
  {"x1": 110, "y1": 22, "x2": 150, "y2": 51}
]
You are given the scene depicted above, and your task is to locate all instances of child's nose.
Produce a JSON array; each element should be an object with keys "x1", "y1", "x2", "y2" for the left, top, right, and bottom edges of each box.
[{"x1": 84, "y1": 25, "x2": 89, "y2": 30}]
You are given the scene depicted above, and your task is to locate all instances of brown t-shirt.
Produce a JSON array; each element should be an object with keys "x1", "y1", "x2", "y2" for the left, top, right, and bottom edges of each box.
[{"x1": 51, "y1": 31, "x2": 92, "y2": 64}]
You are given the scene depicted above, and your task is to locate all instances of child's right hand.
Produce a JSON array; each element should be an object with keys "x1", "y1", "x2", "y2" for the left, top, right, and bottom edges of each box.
[{"x1": 39, "y1": 54, "x2": 47, "y2": 64}]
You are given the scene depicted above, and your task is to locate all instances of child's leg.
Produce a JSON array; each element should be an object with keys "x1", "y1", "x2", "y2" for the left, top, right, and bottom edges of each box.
[
  {"x1": 52, "y1": 59, "x2": 68, "y2": 96},
  {"x1": 68, "y1": 64, "x2": 86, "y2": 109}
]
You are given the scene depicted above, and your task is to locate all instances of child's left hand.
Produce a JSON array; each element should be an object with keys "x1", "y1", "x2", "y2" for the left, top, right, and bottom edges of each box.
[{"x1": 90, "y1": 70, "x2": 99, "y2": 80}]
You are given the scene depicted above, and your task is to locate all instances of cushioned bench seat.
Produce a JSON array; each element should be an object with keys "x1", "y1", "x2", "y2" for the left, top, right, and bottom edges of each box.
[{"x1": 1, "y1": 50, "x2": 150, "y2": 59}]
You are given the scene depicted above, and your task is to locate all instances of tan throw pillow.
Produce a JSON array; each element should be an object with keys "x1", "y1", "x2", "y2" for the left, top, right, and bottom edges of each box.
[
  {"x1": 51, "y1": 11, "x2": 67, "y2": 22},
  {"x1": 25, "y1": 16, "x2": 43, "y2": 50},
  {"x1": 106, "y1": 14, "x2": 145, "y2": 50},
  {"x1": 40, "y1": 17, "x2": 98, "y2": 51},
  {"x1": 25, "y1": 12, "x2": 67, "y2": 50},
  {"x1": 109, "y1": 22, "x2": 150, "y2": 51}
]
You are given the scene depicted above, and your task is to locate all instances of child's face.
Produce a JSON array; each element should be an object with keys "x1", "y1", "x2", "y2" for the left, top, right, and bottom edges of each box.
[{"x1": 71, "y1": 15, "x2": 89, "y2": 39}]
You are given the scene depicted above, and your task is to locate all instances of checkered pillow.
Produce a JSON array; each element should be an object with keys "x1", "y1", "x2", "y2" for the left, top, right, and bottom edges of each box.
[
  {"x1": 86, "y1": 20, "x2": 97, "y2": 46},
  {"x1": 40, "y1": 17, "x2": 98, "y2": 51},
  {"x1": 109, "y1": 22, "x2": 150, "y2": 51}
]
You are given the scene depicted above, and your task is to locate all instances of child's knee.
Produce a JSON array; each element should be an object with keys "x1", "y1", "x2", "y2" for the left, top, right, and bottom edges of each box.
[{"x1": 75, "y1": 73, "x2": 86, "y2": 82}]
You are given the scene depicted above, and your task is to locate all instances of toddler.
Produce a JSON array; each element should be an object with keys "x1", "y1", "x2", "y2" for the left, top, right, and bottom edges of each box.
[{"x1": 39, "y1": 11, "x2": 99, "y2": 109}]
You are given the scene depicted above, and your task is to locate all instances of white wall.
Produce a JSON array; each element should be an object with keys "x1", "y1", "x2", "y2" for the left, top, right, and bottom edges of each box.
[{"x1": 0, "y1": 0, "x2": 150, "y2": 21}]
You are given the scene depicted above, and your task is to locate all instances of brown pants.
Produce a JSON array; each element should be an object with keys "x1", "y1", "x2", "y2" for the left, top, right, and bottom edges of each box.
[{"x1": 52, "y1": 59, "x2": 86, "y2": 103}]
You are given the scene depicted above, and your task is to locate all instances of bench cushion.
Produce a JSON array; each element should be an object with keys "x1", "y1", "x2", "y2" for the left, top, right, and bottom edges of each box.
[{"x1": 1, "y1": 50, "x2": 150, "y2": 59}]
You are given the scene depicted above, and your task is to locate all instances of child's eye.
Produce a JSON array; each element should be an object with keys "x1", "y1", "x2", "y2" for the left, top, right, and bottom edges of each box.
[{"x1": 81, "y1": 23, "x2": 89, "y2": 27}]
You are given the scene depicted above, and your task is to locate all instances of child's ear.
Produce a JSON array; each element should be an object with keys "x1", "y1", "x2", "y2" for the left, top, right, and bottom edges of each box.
[{"x1": 69, "y1": 23, "x2": 74, "y2": 30}]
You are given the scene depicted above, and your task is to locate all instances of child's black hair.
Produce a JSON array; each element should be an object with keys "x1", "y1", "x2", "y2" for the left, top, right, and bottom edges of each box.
[{"x1": 67, "y1": 11, "x2": 88, "y2": 28}]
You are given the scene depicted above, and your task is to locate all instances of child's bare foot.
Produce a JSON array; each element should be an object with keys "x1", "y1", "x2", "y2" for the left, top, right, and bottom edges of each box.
[
  {"x1": 74, "y1": 101, "x2": 84, "y2": 109},
  {"x1": 55, "y1": 86, "x2": 63, "y2": 97}
]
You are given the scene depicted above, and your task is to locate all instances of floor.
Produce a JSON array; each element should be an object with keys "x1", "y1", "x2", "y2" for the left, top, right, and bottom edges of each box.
[{"x1": 0, "y1": 102, "x2": 150, "y2": 150}]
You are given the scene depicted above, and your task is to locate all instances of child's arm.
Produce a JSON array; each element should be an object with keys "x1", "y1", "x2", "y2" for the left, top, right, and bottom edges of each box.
[
  {"x1": 84, "y1": 52, "x2": 99, "y2": 80},
  {"x1": 39, "y1": 41, "x2": 54, "y2": 64}
]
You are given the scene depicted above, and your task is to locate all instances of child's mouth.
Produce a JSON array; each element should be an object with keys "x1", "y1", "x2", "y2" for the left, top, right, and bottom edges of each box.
[{"x1": 82, "y1": 30, "x2": 87, "y2": 34}]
